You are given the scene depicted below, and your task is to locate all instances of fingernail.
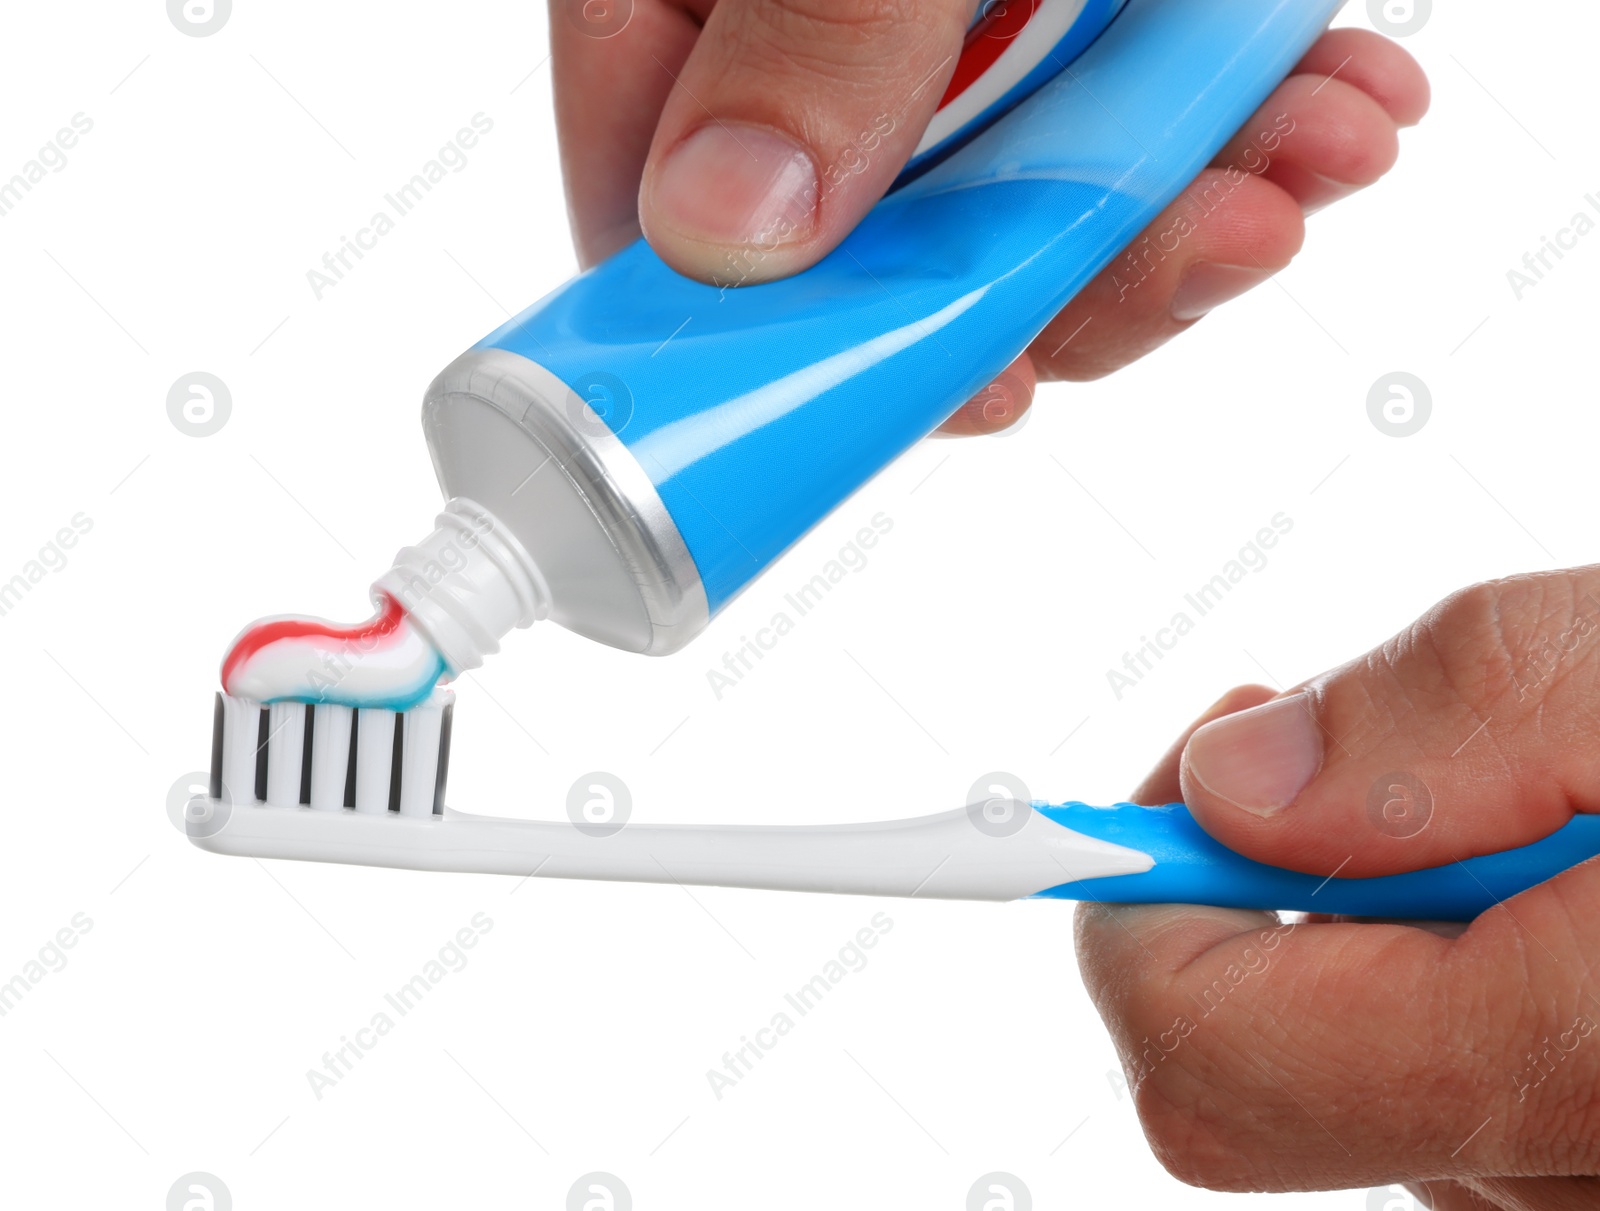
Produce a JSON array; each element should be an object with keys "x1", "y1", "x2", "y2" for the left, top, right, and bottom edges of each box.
[
  {"x1": 648, "y1": 122, "x2": 817, "y2": 248},
  {"x1": 1170, "y1": 263, "x2": 1271, "y2": 322},
  {"x1": 1184, "y1": 693, "x2": 1323, "y2": 817}
]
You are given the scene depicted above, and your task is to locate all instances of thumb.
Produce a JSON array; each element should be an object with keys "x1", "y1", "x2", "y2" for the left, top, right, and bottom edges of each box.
[
  {"x1": 1178, "y1": 568, "x2": 1600, "y2": 877},
  {"x1": 637, "y1": 0, "x2": 971, "y2": 284}
]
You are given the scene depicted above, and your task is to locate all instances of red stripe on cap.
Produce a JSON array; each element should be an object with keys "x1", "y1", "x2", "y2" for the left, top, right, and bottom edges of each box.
[{"x1": 937, "y1": 0, "x2": 1040, "y2": 111}]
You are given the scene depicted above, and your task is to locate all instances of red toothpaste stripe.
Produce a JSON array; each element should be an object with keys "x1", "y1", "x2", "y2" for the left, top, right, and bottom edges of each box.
[{"x1": 221, "y1": 594, "x2": 405, "y2": 689}]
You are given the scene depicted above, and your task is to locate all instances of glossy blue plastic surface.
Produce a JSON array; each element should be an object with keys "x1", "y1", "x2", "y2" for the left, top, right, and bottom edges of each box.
[
  {"x1": 894, "y1": 0, "x2": 1131, "y2": 185},
  {"x1": 476, "y1": 0, "x2": 1342, "y2": 611},
  {"x1": 1033, "y1": 802, "x2": 1600, "y2": 920}
]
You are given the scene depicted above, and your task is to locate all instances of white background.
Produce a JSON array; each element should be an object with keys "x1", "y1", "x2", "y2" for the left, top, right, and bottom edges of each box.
[{"x1": 0, "y1": 0, "x2": 1594, "y2": 1207}]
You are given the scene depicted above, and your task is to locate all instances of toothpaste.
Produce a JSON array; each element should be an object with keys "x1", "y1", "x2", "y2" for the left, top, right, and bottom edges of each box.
[{"x1": 221, "y1": 594, "x2": 447, "y2": 710}]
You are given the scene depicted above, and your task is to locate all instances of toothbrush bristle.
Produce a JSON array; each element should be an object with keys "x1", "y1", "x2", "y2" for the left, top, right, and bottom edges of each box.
[
  {"x1": 252, "y1": 707, "x2": 268, "y2": 803},
  {"x1": 265, "y1": 702, "x2": 303, "y2": 807},
  {"x1": 297, "y1": 706, "x2": 315, "y2": 805},
  {"x1": 308, "y1": 705, "x2": 354, "y2": 810},
  {"x1": 343, "y1": 711, "x2": 359, "y2": 809},
  {"x1": 209, "y1": 688, "x2": 453, "y2": 817},
  {"x1": 388, "y1": 715, "x2": 404, "y2": 814},
  {"x1": 209, "y1": 693, "x2": 225, "y2": 801},
  {"x1": 354, "y1": 707, "x2": 395, "y2": 814},
  {"x1": 433, "y1": 702, "x2": 453, "y2": 816}
]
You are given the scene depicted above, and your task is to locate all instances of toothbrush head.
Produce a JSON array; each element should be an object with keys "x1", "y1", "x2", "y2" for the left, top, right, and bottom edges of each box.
[{"x1": 210, "y1": 688, "x2": 454, "y2": 818}]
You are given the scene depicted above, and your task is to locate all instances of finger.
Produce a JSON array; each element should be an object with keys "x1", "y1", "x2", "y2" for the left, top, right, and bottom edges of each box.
[
  {"x1": 1292, "y1": 27, "x2": 1431, "y2": 127},
  {"x1": 934, "y1": 355, "x2": 1035, "y2": 437},
  {"x1": 1299, "y1": 912, "x2": 1470, "y2": 939},
  {"x1": 1033, "y1": 26, "x2": 1430, "y2": 383},
  {"x1": 1074, "y1": 902, "x2": 1283, "y2": 993},
  {"x1": 1071, "y1": 901, "x2": 1287, "y2": 1103},
  {"x1": 1208, "y1": 74, "x2": 1399, "y2": 216},
  {"x1": 1074, "y1": 686, "x2": 1283, "y2": 1041},
  {"x1": 1074, "y1": 900, "x2": 1443, "y2": 1189},
  {"x1": 1027, "y1": 168, "x2": 1307, "y2": 382},
  {"x1": 1128, "y1": 685, "x2": 1278, "y2": 806},
  {"x1": 637, "y1": 0, "x2": 972, "y2": 283},
  {"x1": 550, "y1": 0, "x2": 707, "y2": 267},
  {"x1": 1074, "y1": 858, "x2": 1600, "y2": 1191},
  {"x1": 1178, "y1": 568, "x2": 1600, "y2": 877}
]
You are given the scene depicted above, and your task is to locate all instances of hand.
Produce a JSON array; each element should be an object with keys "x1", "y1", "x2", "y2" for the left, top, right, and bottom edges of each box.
[
  {"x1": 550, "y1": 3, "x2": 1428, "y2": 433},
  {"x1": 1074, "y1": 567, "x2": 1600, "y2": 1209}
]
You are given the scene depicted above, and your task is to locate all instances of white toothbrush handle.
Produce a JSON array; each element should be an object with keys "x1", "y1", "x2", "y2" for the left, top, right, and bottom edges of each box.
[{"x1": 189, "y1": 800, "x2": 1152, "y2": 900}]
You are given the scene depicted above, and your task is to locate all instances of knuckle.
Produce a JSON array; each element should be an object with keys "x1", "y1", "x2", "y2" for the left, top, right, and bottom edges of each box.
[
  {"x1": 770, "y1": 0, "x2": 915, "y2": 36},
  {"x1": 1384, "y1": 578, "x2": 1524, "y2": 718},
  {"x1": 1426, "y1": 578, "x2": 1515, "y2": 675},
  {"x1": 1406, "y1": 570, "x2": 1600, "y2": 720},
  {"x1": 740, "y1": 0, "x2": 910, "y2": 58},
  {"x1": 725, "y1": 0, "x2": 953, "y2": 96}
]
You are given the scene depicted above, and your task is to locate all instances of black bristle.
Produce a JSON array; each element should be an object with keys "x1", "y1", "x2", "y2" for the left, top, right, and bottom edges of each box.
[
  {"x1": 343, "y1": 710, "x2": 360, "y2": 808},
  {"x1": 388, "y1": 713, "x2": 405, "y2": 813},
  {"x1": 254, "y1": 708, "x2": 270, "y2": 803},
  {"x1": 432, "y1": 702, "x2": 453, "y2": 816},
  {"x1": 209, "y1": 694, "x2": 225, "y2": 801},
  {"x1": 299, "y1": 704, "x2": 315, "y2": 805}
]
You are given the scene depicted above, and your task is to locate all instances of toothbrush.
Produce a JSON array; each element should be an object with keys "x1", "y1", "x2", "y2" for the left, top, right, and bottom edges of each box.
[
  {"x1": 189, "y1": 705, "x2": 1600, "y2": 920},
  {"x1": 191, "y1": 0, "x2": 1600, "y2": 920}
]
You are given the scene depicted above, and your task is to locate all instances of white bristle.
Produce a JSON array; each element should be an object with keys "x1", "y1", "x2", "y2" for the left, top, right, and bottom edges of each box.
[
  {"x1": 354, "y1": 708, "x2": 395, "y2": 814},
  {"x1": 397, "y1": 689, "x2": 452, "y2": 818},
  {"x1": 265, "y1": 702, "x2": 306, "y2": 807},
  {"x1": 221, "y1": 695, "x2": 261, "y2": 805},
  {"x1": 214, "y1": 688, "x2": 451, "y2": 820},
  {"x1": 309, "y1": 705, "x2": 353, "y2": 810}
]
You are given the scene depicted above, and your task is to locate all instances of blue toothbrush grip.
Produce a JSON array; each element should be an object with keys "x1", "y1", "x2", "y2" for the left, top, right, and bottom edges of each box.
[{"x1": 1033, "y1": 802, "x2": 1600, "y2": 921}]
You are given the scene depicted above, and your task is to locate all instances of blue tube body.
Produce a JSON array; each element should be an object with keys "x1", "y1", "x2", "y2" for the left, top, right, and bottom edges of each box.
[{"x1": 475, "y1": 0, "x2": 1341, "y2": 613}]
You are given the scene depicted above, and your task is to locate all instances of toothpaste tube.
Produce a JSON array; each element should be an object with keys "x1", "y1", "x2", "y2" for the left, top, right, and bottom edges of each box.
[{"x1": 227, "y1": 0, "x2": 1342, "y2": 703}]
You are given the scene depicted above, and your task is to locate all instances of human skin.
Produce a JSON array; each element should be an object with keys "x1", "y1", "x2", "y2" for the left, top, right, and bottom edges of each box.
[
  {"x1": 1075, "y1": 567, "x2": 1600, "y2": 1209},
  {"x1": 547, "y1": 10, "x2": 1561, "y2": 1201},
  {"x1": 549, "y1": 1, "x2": 1428, "y2": 431}
]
